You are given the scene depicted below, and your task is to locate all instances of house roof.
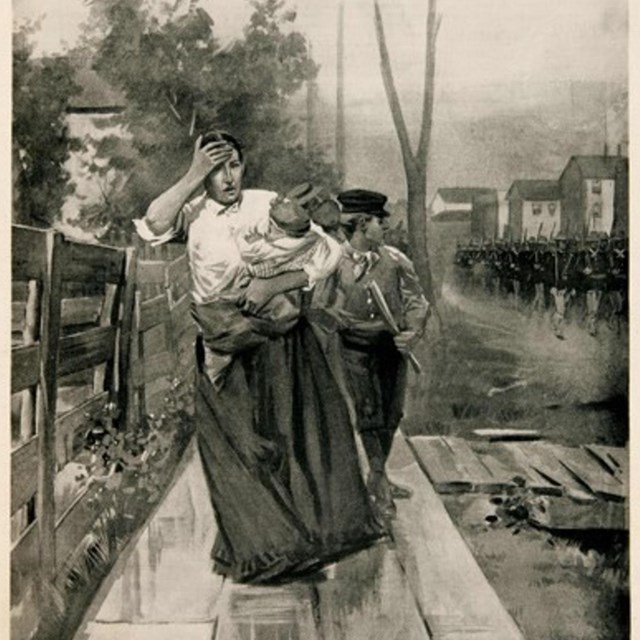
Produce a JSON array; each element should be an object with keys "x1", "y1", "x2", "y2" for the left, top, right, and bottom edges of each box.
[
  {"x1": 563, "y1": 155, "x2": 628, "y2": 180},
  {"x1": 506, "y1": 180, "x2": 560, "y2": 201},
  {"x1": 435, "y1": 187, "x2": 495, "y2": 204}
]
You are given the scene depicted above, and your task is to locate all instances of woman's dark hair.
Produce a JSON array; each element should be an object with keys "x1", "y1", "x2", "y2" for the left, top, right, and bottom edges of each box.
[{"x1": 199, "y1": 130, "x2": 244, "y2": 163}]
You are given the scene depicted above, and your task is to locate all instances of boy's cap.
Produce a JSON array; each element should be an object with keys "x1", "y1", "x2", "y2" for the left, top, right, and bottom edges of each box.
[{"x1": 337, "y1": 189, "x2": 390, "y2": 218}]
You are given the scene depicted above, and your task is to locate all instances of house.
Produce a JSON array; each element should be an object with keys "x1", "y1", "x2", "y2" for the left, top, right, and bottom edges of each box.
[
  {"x1": 506, "y1": 180, "x2": 561, "y2": 241},
  {"x1": 429, "y1": 188, "x2": 495, "y2": 222},
  {"x1": 470, "y1": 190, "x2": 510, "y2": 240},
  {"x1": 429, "y1": 187, "x2": 495, "y2": 245},
  {"x1": 558, "y1": 155, "x2": 628, "y2": 236}
]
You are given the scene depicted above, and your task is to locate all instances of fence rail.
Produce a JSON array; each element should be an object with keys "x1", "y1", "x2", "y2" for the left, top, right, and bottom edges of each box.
[{"x1": 10, "y1": 225, "x2": 194, "y2": 640}]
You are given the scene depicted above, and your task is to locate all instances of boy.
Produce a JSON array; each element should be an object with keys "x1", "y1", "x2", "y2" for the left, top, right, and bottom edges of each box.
[{"x1": 312, "y1": 189, "x2": 430, "y2": 517}]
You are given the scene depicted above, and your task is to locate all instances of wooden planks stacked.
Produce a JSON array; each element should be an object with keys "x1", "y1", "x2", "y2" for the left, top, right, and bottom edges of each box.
[
  {"x1": 408, "y1": 436, "x2": 517, "y2": 494},
  {"x1": 407, "y1": 435, "x2": 628, "y2": 531}
]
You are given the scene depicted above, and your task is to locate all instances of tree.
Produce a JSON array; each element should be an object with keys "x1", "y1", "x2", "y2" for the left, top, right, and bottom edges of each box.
[
  {"x1": 12, "y1": 23, "x2": 82, "y2": 227},
  {"x1": 373, "y1": 0, "x2": 441, "y2": 305},
  {"x1": 74, "y1": 0, "x2": 338, "y2": 237}
]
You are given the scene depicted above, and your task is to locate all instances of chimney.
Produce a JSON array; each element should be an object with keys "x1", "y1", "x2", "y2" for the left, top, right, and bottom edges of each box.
[{"x1": 617, "y1": 143, "x2": 622, "y2": 157}]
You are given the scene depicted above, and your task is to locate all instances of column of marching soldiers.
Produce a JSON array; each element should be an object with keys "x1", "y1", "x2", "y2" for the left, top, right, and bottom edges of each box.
[{"x1": 453, "y1": 234, "x2": 628, "y2": 339}]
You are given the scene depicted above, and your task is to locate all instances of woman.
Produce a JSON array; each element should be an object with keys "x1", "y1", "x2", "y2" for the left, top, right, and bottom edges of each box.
[{"x1": 136, "y1": 131, "x2": 384, "y2": 582}]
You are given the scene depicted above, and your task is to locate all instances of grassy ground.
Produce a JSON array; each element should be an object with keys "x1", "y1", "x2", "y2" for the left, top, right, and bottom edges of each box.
[
  {"x1": 403, "y1": 284, "x2": 628, "y2": 446},
  {"x1": 402, "y1": 282, "x2": 629, "y2": 639}
]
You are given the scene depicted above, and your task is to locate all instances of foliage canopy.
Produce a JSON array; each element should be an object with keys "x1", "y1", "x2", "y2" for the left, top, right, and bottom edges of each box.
[
  {"x1": 76, "y1": 0, "x2": 338, "y2": 236},
  {"x1": 13, "y1": 24, "x2": 82, "y2": 227}
]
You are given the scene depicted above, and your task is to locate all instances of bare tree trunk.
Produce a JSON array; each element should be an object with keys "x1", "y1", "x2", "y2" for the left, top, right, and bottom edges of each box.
[{"x1": 374, "y1": 0, "x2": 440, "y2": 307}]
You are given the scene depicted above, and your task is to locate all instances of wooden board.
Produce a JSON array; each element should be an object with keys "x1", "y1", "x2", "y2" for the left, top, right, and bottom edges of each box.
[
  {"x1": 135, "y1": 351, "x2": 176, "y2": 386},
  {"x1": 551, "y1": 445, "x2": 626, "y2": 501},
  {"x1": 389, "y1": 438, "x2": 525, "y2": 640},
  {"x1": 139, "y1": 293, "x2": 170, "y2": 332},
  {"x1": 55, "y1": 484, "x2": 103, "y2": 571},
  {"x1": 11, "y1": 344, "x2": 41, "y2": 393},
  {"x1": 58, "y1": 326, "x2": 117, "y2": 377},
  {"x1": 12, "y1": 301, "x2": 26, "y2": 333},
  {"x1": 11, "y1": 437, "x2": 39, "y2": 515},
  {"x1": 56, "y1": 392, "x2": 109, "y2": 467},
  {"x1": 61, "y1": 296, "x2": 103, "y2": 326},
  {"x1": 12, "y1": 225, "x2": 48, "y2": 280},
  {"x1": 443, "y1": 437, "x2": 511, "y2": 492},
  {"x1": 409, "y1": 436, "x2": 512, "y2": 494},
  {"x1": 58, "y1": 240, "x2": 125, "y2": 284},
  {"x1": 472, "y1": 429, "x2": 541, "y2": 442},
  {"x1": 315, "y1": 543, "x2": 430, "y2": 640},
  {"x1": 501, "y1": 442, "x2": 594, "y2": 500},
  {"x1": 137, "y1": 260, "x2": 167, "y2": 286},
  {"x1": 11, "y1": 524, "x2": 40, "y2": 583},
  {"x1": 490, "y1": 444, "x2": 562, "y2": 495},
  {"x1": 408, "y1": 436, "x2": 473, "y2": 493},
  {"x1": 527, "y1": 496, "x2": 626, "y2": 531},
  {"x1": 475, "y1": 452, "x2": 519, "y2": 492},
  {"x1": 583, "y1": 445, "x2": 628, "y2": 486}
]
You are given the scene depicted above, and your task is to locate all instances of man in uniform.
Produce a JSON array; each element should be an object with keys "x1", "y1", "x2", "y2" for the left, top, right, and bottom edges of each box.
[
  {"x1": 607, "y1": 234, "x2": 628, "y2": 332},
  {"x1": 580, "y1": 234, "x2": 609, "y2": 336},
  {"x1": 549, "y1": 236, "x2": 577, "y2": 339},
  {"x1": 313, "y1": 189, "x2": 430, "y2": 518}
]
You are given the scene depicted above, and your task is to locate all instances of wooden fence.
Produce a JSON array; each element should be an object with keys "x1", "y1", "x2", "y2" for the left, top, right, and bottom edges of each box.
[{"x1": 10, "y1": 225, "x2": 195, "y2": 640}]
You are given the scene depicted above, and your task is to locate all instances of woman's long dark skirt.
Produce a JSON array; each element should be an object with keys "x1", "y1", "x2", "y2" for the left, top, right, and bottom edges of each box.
[{"x1": 195, "y1": 319, "x2": 385, "y2": 583}]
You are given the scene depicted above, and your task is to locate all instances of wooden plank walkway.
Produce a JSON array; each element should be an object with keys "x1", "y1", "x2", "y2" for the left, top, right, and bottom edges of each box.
[
  {"x1": 389, "y1": 437, "x2": 524, "y2": 640},
  {"x1": 75, "y1": 436, "x2": 524, "y2": 640}
]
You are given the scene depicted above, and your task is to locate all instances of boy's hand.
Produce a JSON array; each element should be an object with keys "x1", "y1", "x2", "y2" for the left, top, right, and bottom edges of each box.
[{"x1": 394, "y1": 330, "x2": 419, "y2": 353}]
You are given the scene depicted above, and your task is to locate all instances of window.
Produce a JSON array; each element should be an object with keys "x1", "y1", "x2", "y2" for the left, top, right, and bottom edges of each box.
[
  {"x1": 548, "y1": 202, "x2": 557, "y2": 216},
  {"x1": 532, "y1": 203, "x2": 542, "y2": 216},
  {"x1": 591, "y1": 179, "x2": 602, "y2": 194},
  {"x1": 591, "y1": 202, "x2": 602, "y2": 218}
]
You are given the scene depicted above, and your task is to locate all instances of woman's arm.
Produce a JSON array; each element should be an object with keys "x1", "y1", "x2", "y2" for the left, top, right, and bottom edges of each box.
[
  {"x1": 144, "y1": 136, "x2": 233, "y2": 235},
  {"x1": 237, "y1": 270, "x2": 309, "y2": 315}
]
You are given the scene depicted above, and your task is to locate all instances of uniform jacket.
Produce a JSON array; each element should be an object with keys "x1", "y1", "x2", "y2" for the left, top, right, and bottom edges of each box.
[{"x1": 311, "y1": 243, "x2": 430, "y2": 347}]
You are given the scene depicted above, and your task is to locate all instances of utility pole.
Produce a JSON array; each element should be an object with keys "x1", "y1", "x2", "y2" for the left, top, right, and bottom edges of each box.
[
  {"x1": 306, "y1": 40, "x2": 317, "y2": 156},
  {"x1": 336, "y1": 1, "x2": 346, "y2": 187}
]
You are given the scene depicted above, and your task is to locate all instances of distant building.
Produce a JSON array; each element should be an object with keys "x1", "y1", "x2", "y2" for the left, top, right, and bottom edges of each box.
[
  {"x1": 470, "y1": 189, "x2": 509, "y2": 240},
  {"x1": 429, "y1": 187, "x2": 495, "y2": 222},
  {"x1": 558, "y1": 155, "x2": 628, "y2": 236},
  {"x1": 506, "y1": 180, "x2": 561, "y2": 241}
]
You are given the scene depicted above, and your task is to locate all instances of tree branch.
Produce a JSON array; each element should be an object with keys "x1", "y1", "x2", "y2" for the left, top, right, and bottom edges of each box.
[
  {"x1": 189, "y1": 107, "x2": 197, "y2": 137},
  {"x1": 416, "y1": 0, "x2": 439, "y2": 169},
  {"x1": 164, "y1": 93, "x2": 183, "y2": 123},
  {"x1": 373, "y1": 1, "x2": 417, "y2": 175}
]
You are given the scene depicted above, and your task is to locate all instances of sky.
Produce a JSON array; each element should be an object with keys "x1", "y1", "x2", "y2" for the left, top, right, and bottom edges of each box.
[
  {"x1": 10, "y1": 0, "x2": 630, "y2": 198},
  {"x1": 13, "y1": 0, "x2": 628, "y2": 99}
]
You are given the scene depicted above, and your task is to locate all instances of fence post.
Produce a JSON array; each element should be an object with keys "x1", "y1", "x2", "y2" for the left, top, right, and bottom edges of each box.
[
  {"x1": 36, "y1": 230, "x2": 63, "y2": 584},
  {"x1": 118, "y1": 247, "x2": 137, "y2": 429}
]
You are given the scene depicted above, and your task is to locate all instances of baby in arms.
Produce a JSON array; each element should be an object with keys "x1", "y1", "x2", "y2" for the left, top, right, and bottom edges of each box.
[{"x1": 193, "y1": 184, "x2": 342, "y2": 384}]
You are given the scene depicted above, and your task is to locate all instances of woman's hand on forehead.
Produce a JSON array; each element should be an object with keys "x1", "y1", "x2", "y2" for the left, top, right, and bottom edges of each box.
[{"x1": 189, "y1": 136, "x2": 235, "y2": 181}]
